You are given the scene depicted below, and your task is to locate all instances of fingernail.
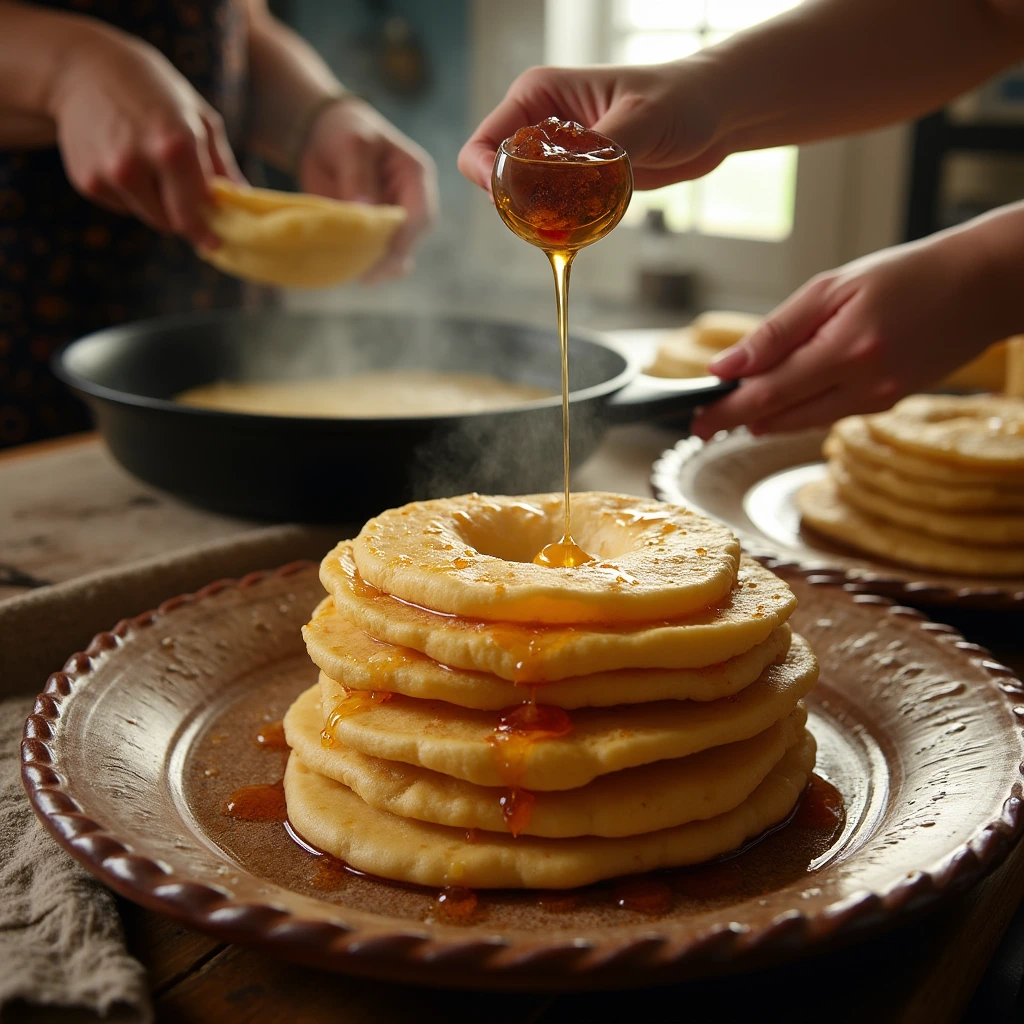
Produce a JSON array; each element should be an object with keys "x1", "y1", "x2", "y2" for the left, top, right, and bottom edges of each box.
[{"x1": 708, "y1": 344, "x2": 749, "y2": 378}]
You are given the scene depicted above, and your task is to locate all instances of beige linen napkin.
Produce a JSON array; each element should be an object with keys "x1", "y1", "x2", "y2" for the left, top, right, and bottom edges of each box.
[
  {"x1": 0, "y1": 523, "x2": 343, "y2": 1022},
  {"x1": 0, "y1": 697, "x2": 150, "y2": 1023}
]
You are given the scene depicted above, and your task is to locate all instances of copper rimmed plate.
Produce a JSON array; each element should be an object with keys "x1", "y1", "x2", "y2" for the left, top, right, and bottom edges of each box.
[
  {"x1": 22, "y1": 563, "x2": 1024, "y2": 989},
  {"x1": 652, "y1": 429, "x2": 1024, "y2": 610}
]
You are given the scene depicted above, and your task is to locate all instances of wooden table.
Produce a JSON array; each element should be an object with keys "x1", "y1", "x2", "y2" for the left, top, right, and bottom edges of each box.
[{"x1": 4, "y1": 434, "x2": 1024, "y2": 1024}]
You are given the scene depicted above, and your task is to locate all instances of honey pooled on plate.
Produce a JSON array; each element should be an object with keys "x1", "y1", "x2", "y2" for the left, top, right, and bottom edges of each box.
[{"x1": 493, "y1": 118, "x2": 633, "y2": 567}]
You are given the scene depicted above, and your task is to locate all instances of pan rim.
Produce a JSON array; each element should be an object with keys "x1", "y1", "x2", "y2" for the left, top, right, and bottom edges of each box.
[{"x1": 52, "y1": 309, "x2": 638, "y2": 427}]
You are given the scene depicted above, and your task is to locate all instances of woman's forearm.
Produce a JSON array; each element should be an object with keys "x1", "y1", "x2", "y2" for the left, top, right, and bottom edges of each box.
[
  {"x1": 956, "y1": 199, "x2": 1024, "y2": 338},
  {"x1": 245, "y1": 0, "x2": 347, "y2": 171},
  {"x1": 704, "y1": 0, "x2": 1024, "y2": 154},
  {"x1": 0, "y1": 0, "x2": 137, "y2": 147},
  {"x1": 0, "y1": 1, "x2": 110, "y2": 118}
]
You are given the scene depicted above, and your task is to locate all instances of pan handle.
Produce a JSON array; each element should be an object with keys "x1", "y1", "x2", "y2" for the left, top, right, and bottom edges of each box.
[{"x1": 604, "y1": 374, "x2": 738, "y2": 424}]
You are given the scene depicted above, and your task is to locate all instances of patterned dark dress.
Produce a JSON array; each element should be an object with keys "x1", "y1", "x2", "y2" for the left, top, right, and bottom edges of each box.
[{"x1": 0, "y1": 0, "x2": 261, "y2": 448}]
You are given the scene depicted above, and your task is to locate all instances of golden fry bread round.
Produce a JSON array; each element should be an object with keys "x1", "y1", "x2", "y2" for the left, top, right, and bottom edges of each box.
[
  {"x1": 830, "y1": 459, "x2": 1024, "y2": 546},
  {"x1": 283, "y1": 733, "x2": 815, "y2": 888},
  {"x1": 798, "y1": 476, "x2": 1024, "y2": 576},
  {"x1": 304, "y1": 597, "x2": 793, "y2": 710},
  {"x1": 285, "y1": 684, "x2": 806, "y2": 838},
  {"x1": 645, "y1": 328, "x2": 717, "y2": 378},
  {"x1": 830, "y1": 416, "x2": 1010, "y2": 485},
  {"x1": 866, "y1": 395, "x2": 1024, "y2": 473},
  {"x1": 200, "y1": 178, "x2": 405, "y2": 288},
  {"x1": 690, "y1": 311, "x2": 761, "y2": 350},
  {"x1": 315, "y1": 635, "x2": 818, "y2": 790},
  {"x1": 645, "y1": 313, "x2": 762, "y2": 379},
  {"x1": 322, "y1": 543, "x2": 796, "y2": 682},
  {"x1": 350, "y1": 493, "x2": 741, "y2": 624},
  {"x1": 826, "y1": 436, "x2": 1024, "y2": 511}
]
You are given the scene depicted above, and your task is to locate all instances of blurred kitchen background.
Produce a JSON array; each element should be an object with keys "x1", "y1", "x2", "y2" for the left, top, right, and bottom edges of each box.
[{"x1": 270, "y1": 0, "x2": 1024, "y2": 329}]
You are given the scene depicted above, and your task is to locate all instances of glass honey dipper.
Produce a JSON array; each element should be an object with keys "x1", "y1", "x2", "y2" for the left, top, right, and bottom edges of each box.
[{"x1": 491, "y1": 117, "x2": 633, "y2": 568}]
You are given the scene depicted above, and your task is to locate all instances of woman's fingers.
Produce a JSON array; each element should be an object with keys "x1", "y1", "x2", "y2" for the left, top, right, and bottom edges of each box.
[
  {"x1": 692, "y1": 318, "x2": 862, "y2": 438},
  {"x1": 356, "y1": 137, "x2": 437, "y2": 282},
  {"x1": 334, "y1": 134, "x2": 379, "y2": 205},
  {"x1": 746, "y1": 383, "x2": 896, "y2": 435},
  {"x1": 50, "y1": 33, "x2": 236, "y2": 246},
  {"x1": 686, "y1": 214, "x2": 1009, "y2": 439},
  {"x1": 460, "y1": 60, "x2": 730, "y2": 193},
  {"x1": 745, "y1": 387, "x2": 843, "y2": 435},
  {"x1": 458, "y1": 67, "x2": 637, "y2": 189},
  {"x1": 693, "y1": 290, "x2": 901, "y2": 438},
  {"x1": 458, "y1": 67, "x2": 592, "y2": 190},
  {"x1": 458, "y1": 97, "x2": 538, "y2": 190},
  {"x1": 152, "y1": 125, "x2": 219, "y2": 249},
  {"x1": 82, "y1": 180, "x2": 132, "y2": 217},
  {"x1": 383, "y1": 161, "x2": 436, "y2": 265},
  {"x1": 110, "y1": 158, "x2": 172, "y2": 233},
  {"x1": 708, "y1": 275, "x2": 847, "y2": 379},
  {"x1": 297, "y1": 99, "x2": 438, "y2": 283},
  {"x1": 202, "y1": 110, "x2": 245, "y2": 185}
]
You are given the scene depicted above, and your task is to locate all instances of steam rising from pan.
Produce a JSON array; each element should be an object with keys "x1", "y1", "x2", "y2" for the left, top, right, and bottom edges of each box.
[{"x1": 56, "y1": 309, "x2": 713, "y2": 521}]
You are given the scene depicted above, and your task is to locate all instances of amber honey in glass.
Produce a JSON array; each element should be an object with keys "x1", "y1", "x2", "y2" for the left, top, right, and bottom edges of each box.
[{"x1": 491, "y1": 118, "x2": 633, "y2": 568}]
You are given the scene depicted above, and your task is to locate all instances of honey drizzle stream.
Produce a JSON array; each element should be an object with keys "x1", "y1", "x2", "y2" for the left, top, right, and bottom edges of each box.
[
  {"x1": 491, "y1": 118, "x2": 630, "y2": 569},
  {"x1": 553, "y1": 249, "x2": 575, "y2": 553},
  {"x1": 531, "y1": 247, "x2": 591, "y2": 568}
]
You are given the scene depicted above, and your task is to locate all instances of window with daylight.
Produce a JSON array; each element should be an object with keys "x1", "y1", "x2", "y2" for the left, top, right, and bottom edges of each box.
[{"x1": 547, "y1": 0, "x2": 803, "y2": 241}]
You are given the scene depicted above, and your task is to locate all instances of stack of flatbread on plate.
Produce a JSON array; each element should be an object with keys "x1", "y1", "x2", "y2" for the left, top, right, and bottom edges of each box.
[
  {"x1": 282, "y1": 491, "x2": 820, "y2": 889},
  {"x1": 799, "y1": 394, "x2": 1024, "y2": 576}
]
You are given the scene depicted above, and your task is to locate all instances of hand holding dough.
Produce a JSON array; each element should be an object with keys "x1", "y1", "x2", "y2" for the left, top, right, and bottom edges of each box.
[{"x1": 199, "y1": 178, "x2": 406, "y2": 288}]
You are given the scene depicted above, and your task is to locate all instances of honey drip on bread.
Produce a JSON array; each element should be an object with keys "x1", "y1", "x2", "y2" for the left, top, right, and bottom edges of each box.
[
  {"x1": 487, "y1": 699, "x2": 573, "y2": 836},
  {"x1": 320, "y1": 687, "x2": 393, "y2": 748},
  {"x1": 493, "y1": 118, "x2": 632, "y2": 568}
]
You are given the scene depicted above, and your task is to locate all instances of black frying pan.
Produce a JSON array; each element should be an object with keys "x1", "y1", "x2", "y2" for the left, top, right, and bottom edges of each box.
[{"x1": 55, "y1": 310, "x2": 733, "y2": 522}]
